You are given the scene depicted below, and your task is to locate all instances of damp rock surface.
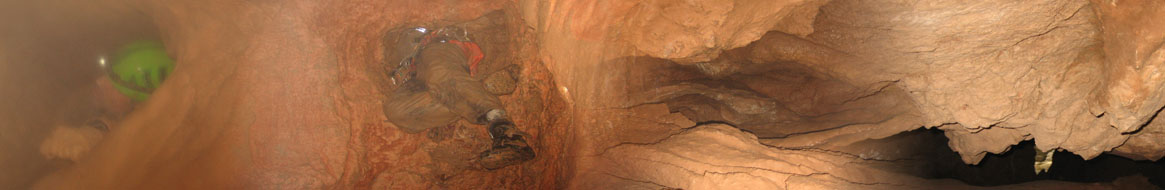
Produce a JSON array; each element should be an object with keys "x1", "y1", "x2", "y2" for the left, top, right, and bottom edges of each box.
[
  {"x1": 2, "y1": 0, "x2": 1164, "y2": 189},
  {"x1": 483, "y1": 65, "x2": 519, "y2": 95}
]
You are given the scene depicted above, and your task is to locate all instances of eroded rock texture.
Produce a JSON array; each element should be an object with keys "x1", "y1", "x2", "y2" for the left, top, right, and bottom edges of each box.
[
  {"x1": 535, "y1": 0, "x2": 1164, "y2": 188},
  {"x1": 537, "y1": 0, "x2": 1165, "y2": 164},
  {"x1": 811, "y1": 0, "x2": 1112, "y2": 163},
  {"x1": 573, "y1": 124, "x2": 1154, "y2": 189},
  {"x1": 2, "y1": 0, "x2": 1163, "y2": 189}
]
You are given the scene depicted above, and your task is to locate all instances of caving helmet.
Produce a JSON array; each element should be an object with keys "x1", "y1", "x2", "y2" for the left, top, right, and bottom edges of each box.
[{"x1": 104, "y1": 40, "x2": 175, "y2": 102}]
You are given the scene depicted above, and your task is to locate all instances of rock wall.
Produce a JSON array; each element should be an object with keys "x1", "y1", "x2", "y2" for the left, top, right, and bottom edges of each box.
[
  {"x1": 530, "y1": 0, "x2": 1164, "y2": 188},
  {"x1": 2, "y1": 0, "x2": 1162, "y2": 189},
  {"x1": 529, "y1": 0, "x2": 1165, "y2": 164}
]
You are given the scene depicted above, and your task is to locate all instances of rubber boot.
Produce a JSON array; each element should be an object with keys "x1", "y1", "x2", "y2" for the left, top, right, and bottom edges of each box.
[{"x1": 479, "y1": 120, "x2": 535, "y2": 170}]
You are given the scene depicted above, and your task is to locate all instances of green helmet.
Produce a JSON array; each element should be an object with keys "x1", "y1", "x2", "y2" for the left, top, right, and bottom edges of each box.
[{"x1": 107, "y1": 40, "x2": 174, "y2": 102}]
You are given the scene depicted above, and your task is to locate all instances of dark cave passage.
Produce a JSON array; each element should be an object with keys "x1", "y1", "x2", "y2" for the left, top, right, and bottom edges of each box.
[
  {"x1": 848, "y1": 127, "x2": 1165, "y2": 187},
  {"x1": 610, "y1": 29, "x2": 1165, "y2": 188},
  {"x1": 3, "y1": 0, "x2": 1165, "y2": 189}
]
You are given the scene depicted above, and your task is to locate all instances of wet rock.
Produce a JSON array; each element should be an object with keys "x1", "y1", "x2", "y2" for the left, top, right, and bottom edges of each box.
[
  {"x1": 520, "y1": 84, "x2": 544, "y2": 114},
  {"x1": 574, "y1": 124, "x2": 1152, "y2": 189},
  {"x1": 483, "y1": 65, "x2": 519, "y2": 95},
  {"x1": 12, "y1": 0, "x2": 1165, "y2": 189},
  {"x1": 424, "y1": 121, "x2": 490, "y2": 175},
  {"x1": 1111, "y1": 119, "x2": 1165, "y2": 161},
  {"x1": 611, "y1": 0, "x2": 830, "y2": 63},
  {"x1": 1088, "y1": 0, "x2": 1165, "y2": 133}
]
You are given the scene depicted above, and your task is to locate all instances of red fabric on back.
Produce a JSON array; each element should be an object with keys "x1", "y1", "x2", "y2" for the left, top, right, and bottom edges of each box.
[{"x1": 449, "y1": 40, "x2": 484, "y2": 76}]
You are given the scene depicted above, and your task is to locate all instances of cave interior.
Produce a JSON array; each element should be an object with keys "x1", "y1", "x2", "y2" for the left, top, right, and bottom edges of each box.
[{"x1": 1, "y1": 0, "x2": 1164, "y2": 189}]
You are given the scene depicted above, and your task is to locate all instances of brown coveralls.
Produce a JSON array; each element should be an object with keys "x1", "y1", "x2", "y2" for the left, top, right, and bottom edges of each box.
[{"x1": 383, "y1": 42, "x2": 501, "y2": 133}]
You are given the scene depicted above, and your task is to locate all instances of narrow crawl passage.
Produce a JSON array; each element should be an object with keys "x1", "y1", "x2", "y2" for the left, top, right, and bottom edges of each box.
[
  {"x1": 614, "y1": 32, "x2": 924, "y2": 150},
  {"x1": 601, "y1": 29, "x2": 1162, "y2": 188},
  {"x1": 573, "y1": 121, "x2": 1161, "y2": 189},
  {"x1": 833, "y1": 127, "x2": 1165, "y2": 187}
]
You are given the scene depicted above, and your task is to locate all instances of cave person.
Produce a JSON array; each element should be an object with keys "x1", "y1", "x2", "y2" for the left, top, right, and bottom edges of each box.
[
  {"x1": 381, "y1": 26, "x2": 535, "y2": 170},
  {"x1": 40, "y1": 40, "x2": 174, "y2": 162},
  {"x1": 96, "y1": 39, "x2": 175, "y2": 127},
  {"x1": 106, "y1": 40, "x2": 175, "y2": 103}
]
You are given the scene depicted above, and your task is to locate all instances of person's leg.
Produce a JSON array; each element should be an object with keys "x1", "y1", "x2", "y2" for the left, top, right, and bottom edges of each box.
[
  {"x1": 382, "y1": 81, "x2": 461, "y2": 134},
  {"x1": 415, "y1": 42, "x2": 534, "y2": 170},
  {"x1": 478, "y1": 119, "x2": 535, "y2": 170},
  {"x1": 415, "y1": 43, "x2": 503, "y2": 124}
]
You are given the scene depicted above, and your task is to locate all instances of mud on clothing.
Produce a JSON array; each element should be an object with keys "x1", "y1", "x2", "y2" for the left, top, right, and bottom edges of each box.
[{"x1": 383, "y1": 42, "x2": 501, "y2": 133}]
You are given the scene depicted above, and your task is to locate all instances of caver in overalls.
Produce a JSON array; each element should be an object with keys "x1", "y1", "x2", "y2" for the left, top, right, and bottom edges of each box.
[
  {"x1": 382, "y1": 27, "x2": 535, "y2": 170},
  {"x1": 41, "y1": 40, "x2": 174, "y2": 162}
]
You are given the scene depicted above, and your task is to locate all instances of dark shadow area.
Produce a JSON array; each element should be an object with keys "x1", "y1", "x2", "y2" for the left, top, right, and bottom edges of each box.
[
  {"x1": 615, "y1": 32, "x2": 921, "y2": 141},
  {"x1": 861, "y1": 127, "x2": 1165, "y2": 187},
  {"x1": 1044, "y1": 149, "x2": 1165, "y2": 187}
]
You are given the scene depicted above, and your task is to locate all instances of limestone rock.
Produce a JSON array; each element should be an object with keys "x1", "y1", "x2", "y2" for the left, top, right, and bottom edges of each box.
[
  {"x1": 9, "y1": 0, "x2": 1165, "y2": 189},
  {"x1": 483, "y1": 65, "x2": 519, "y2": 95},
  {"x1": 615, "y1": 0, "x2": 830, "y2": 63}
]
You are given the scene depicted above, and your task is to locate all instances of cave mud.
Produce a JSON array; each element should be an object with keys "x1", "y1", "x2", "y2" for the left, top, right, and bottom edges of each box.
[{"x1": 2, "y1": 0, "x2": 1164, "y2": 189}]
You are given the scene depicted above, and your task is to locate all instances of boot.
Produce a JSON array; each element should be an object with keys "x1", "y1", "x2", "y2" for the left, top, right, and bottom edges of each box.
[{"x1": 479, "y1": 120, "x2": 535, "y2": 170}]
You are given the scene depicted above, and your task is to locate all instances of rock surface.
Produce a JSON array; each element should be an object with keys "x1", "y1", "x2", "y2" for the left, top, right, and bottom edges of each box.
[
  {"x1": 483, "y1": 65, "x2": 520, "y2": 95},
  {"x1": 1, "y1": 0, "x2": 1163, "y2": 189},
  {"x1": 574, "y1": 124, "x2": 1152, "y2": 189}
]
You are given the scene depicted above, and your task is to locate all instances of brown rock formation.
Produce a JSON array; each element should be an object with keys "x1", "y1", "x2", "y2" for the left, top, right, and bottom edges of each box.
[{"x1": 0, "y1": 0, "x2": 1162, "y2": 189}]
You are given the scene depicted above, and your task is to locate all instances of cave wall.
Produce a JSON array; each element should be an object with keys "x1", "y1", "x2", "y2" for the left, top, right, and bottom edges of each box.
[
  {"x1": 526, "y1": 0, "x2": 1164, "y2": 188},
  {"x1": 2, "y1": 0, "x2": 1162, "y2": 189},
  {"x1": 13, "y1": 0, "x2": 565, "y2": 189},
  {"x1": 1095, "y1": 0, "x2": 1165, "y2": 162},
  {"x1": 526, "y1": 0, "x2": 1165, "y2": 164}
]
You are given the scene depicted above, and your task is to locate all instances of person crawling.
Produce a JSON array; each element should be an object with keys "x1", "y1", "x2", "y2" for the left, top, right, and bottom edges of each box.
[
  {"x1": 40, "y1": 40, "x2": 174, "y2": 162},
  {"x1": 381, "y1": 26, "x2": 535, "y2": 170}
]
